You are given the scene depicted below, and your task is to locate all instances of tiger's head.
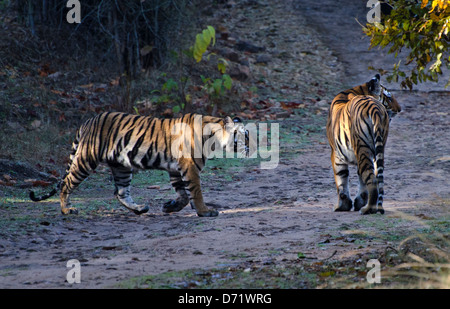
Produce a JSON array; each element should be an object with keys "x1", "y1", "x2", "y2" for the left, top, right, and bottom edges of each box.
[
  {"x1": 202, "y1": 115, "x2": 249, "y2": 157},
  {"x1": 230, "y1": 117, "x2": 250, "y2": 157},
  {"x1": 367, "y1": 74, "x2": 402, "y2": 119}
]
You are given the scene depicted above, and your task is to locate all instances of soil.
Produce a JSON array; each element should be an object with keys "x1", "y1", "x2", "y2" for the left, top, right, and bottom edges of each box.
[{"x1": 0, "y1": 0, "x2": 448, "y2": 288}]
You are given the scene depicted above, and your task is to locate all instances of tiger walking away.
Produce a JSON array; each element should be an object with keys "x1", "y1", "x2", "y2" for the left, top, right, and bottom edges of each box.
[
  {"x1": 326, "y1": 74, "x2": 401, "y2": 215},
  {"x1": 30, "y1": 112, "x2": 249, "y2": 217}
]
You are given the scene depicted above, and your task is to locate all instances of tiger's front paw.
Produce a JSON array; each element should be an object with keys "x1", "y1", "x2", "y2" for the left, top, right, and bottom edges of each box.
[
  {"x1": 197, "y1": 208, "x2": 219, "y2": 217},
  {"x1": 61, "y1": 207, "x2": 78, "y2": 215},
  {"x1": 354, "y1": 192, "x2": 368, "y2": 211},
  {"x1": 131, "y1": 205, "x2": 149, "y2": 215},
  {"x1": 334, "y1": 193, "x2": 352, "y2": 212},
  {"x1": 359, "y1": 204, "x2": 379, "y2": 215},
  {"x1": 162, "y1": 200, "x2": 188, "y2": 213}
]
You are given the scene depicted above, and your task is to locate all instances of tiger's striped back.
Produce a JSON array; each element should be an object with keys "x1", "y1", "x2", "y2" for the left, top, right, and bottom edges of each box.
[
  {"x1": 326, "y1": 75, "x2": 400, "y2": 215},
  {"x1": 75, "y1": 113, "x2": 212, "y2": 170}
]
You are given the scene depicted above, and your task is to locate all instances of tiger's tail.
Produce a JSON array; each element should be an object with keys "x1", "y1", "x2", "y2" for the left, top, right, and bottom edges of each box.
[
  {"x1": 29, "y1": 126, "x2": 82, "y2": 202},
  {"x1": 373, "y1": 114, "x2": 386, "y2": 214},
  {"x1": 29, "y1": 188, "x2": 58, "y2": 201}
]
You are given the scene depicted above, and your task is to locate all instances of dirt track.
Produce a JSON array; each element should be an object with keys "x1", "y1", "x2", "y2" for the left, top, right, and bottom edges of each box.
[{"x1": 0, "y1": 0, "x2": 449, "y2": 288}]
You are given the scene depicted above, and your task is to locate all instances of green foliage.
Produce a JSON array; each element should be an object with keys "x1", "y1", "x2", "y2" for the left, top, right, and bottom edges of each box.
[
  {"x1": 217, "y1": 58, "x2": 229, "y2": 74},
  {"x1": 201, "y1": 74, "x2": 232, "y2": 97},
  {"x1": 161, "y1": 78, "x2": 179, "y2": 93},
  {"x1": 363, "y1": 0, "x2": 450, "y2": 89},
  {"x1": 193, "y1": 26, "x2": 216, "y2": 62},
  {"x1": 147, "y1": 25, "x2": 232, "y2": 114},
  {"x1": 148, "y1": 75, "x2": 185, "y2": 114},
  {"x1": 192, "y1": 26, "x2": 233, "y2": 105}
]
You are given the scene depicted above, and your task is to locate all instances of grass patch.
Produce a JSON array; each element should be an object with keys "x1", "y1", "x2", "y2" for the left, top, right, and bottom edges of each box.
[{"x1": 116, "y1": 265, "x2": 319, "y2": 289}]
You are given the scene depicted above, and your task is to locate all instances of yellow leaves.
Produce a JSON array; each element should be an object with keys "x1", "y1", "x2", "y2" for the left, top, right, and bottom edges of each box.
[
  {"x1": 365, "y1": 0, "x2": 450, "y2": 89},
  {"x1": 433, "y1": 0, "x2": 449, "y2": 11},
  {"x1": 217, "y1": 58, "x2": 229, "y2": 74},
  {"x1": 437, "y1": 18, "x2": 449, "y2": 39},
  {"x1": 422, "y1": 0, "x2": 449, "y2": 12},
  {"x1": 430, "y1": 12, "x2": 441, "y2": 21},
  {"x1": 193, "y1": 26, "x2": 216, "y2": 63}
]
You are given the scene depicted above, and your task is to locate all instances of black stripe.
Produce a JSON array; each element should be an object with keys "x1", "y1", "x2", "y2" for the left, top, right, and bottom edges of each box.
[
  {"x1": 110, "y1": 113, "x2": 128, "y2": 146},
  {"x1": 124, "y1": 130, "x2": 133, "y2": 147},
  {"x1": 171, "y1": 180, "x2": 187, "y2": 189},
  {"x1": 99, "y1": 113, "x2": 121, "y2": 160},
  {"x1": 376, "y1": 159, "x2": 384, "y2": 168},
  {"x1": 131, "y1": 134, "x2": 145, "y2": 158},
  {"x1": 193, "y1": 159, "x2": 202, "y2": 172},
  {"x1": 336, "y1": 170, "x2": 349, "y2": 177},
  {"x1": 152, "y1": 152, "x2": 161, "y2": 168}
]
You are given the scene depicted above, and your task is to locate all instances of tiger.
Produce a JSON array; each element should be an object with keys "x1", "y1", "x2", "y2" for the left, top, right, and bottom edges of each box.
[
  {"x1": 326, "y1": 74, "x2": 401, "y2": 215},
  {"x1": 30, "y1": 112, "x2": 249, "y2": 217}
]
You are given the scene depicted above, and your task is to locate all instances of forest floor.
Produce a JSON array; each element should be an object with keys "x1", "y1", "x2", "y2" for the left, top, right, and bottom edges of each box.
[{"x1": 0, "y1": 0, "x2": 449, "y2": 288}]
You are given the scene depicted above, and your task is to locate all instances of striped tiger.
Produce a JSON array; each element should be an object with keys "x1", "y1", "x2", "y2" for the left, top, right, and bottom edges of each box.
[
  {"x1": 326, "y1": 74, "x2": 401, "y2": 214},
  {"x1": 30, "y1": 112, "x2": 249, "y2": 217}
]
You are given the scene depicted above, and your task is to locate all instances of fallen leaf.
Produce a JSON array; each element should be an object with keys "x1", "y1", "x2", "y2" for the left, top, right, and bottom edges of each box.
[
  {"x1": 147, "y1": 185, "x2": 161, "y2": 190},
  {"x1": 140, "y1": 45, "x2": 153, "y2": 56},
  {"x1": 429, "y1": 156, "x2": 450, "y2": 165},
  {"x1": 49, "y1": 170, "x2": 59, "y2": 177},
  {"x1": 415, "y1": 213, "x2": 433, "y2": 220},
  {"x1": 0, "y1": 180, "x2": 14, "y2": 186},
  {"x1": 58, "y1": 113, "x2": 66, "y2": 122},
  {"x1": 32, "y1": 180, "x2": 52, "y2": 187},
  {"x1": 48, "y1": 71, "x2": 61, "y2": 79},
  {"x1": 80, "y1": 83, "x2": 94, "y2": 89},
  {"x1": 31, "y1": 120, "x2": 41, "y2": 130},
  {"x1": 280, "y1": 101, "x2": 305, "y2": 110}
]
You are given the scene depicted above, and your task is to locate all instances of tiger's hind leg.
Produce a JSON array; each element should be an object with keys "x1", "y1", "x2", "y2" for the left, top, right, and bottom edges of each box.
[
  {"x1": 354, "y1": 175, "x2": 369, "y2": 211},
  {"x1": 110, "y1": 165, "x2": 149, "y2": 215},
  {"x1": 359, "y1": 144, "x2": 385, "y2": 215},
  {"x1": 60, "y1": 183, "x2": 82, "y2": 215},
  {"x1": 162, "y1": 172, "x2": 190, "y2": 214},
  {"x1": 358, "y1": 162, "x2": 379, "y2": 215},
  {"x1": 60, "y1": 156, "x2": 94, "y2": 215},
  {"x1": 331, "y1": 154, "x2": 352, "y2": 211}
]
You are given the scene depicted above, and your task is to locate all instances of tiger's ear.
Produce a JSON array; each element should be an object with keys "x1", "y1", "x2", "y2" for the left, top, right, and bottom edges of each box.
[
  {"x1": 368, "y1": 74, "x2": 381, "y2": 95},
  {"x1": 224, "y1": 116, "x2": 233, "y2": 124},
  {"x1": 232, "y1": 117, "x2": 243, "y2": 123}
]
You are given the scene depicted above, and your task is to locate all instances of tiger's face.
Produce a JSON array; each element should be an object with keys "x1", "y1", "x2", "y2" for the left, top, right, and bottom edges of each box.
[
  {"x1": 231, "y1": 117, "x2": 250, "y2": 157},
  {"x1": 202, "y1": 116, "x2": 249, "y2": 157},
  {"x1": 367, "y1": 74, "x2": 401, "y2": 119},
  {"x1": 380, "y1": 87, "x2": 401, "y2": 119}
]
